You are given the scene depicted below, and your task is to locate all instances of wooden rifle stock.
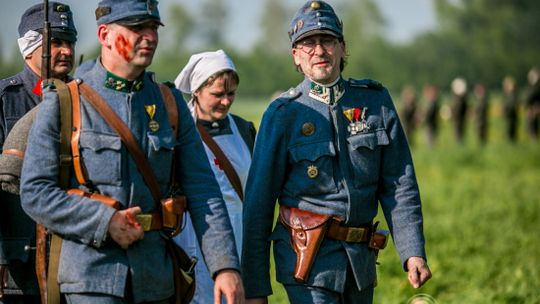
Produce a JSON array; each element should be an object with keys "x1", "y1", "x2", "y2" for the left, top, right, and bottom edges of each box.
[{"x1": 35, "y1": 224, "x2": 48, "y2": 304}]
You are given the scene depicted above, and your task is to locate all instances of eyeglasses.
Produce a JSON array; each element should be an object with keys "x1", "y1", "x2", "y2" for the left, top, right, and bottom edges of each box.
[{"x1": 296, "y1": 37, "x2": 339, "y2": 55}]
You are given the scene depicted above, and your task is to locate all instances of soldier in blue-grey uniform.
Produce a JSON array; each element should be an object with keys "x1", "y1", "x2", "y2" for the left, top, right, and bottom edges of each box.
[
  {"x1": 241, "y1": 1, "x2": 431, "y2": 303},
  {"x1": 0, "y1": 2, "x2": 77, "y2": 302},
  {"x1": 20, "y1": 0, "x2": 244, "y2": 303}
]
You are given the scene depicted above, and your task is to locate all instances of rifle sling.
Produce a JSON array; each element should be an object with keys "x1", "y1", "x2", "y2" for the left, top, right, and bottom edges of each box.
[{"x1": 196, "y1": 123, "x2": 244, "y2": 201}]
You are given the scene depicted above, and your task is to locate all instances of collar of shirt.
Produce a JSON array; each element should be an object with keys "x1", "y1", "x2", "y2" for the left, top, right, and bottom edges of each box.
[
  {"x1": 197, "y1": 116, "x2": 232, "y2": 137},
  {"x1": 308, "y1": 77, "x2": 345, "y2": 105},
  {"x1": 104, "y1": 71, "x2": 145, "y2": 93}
]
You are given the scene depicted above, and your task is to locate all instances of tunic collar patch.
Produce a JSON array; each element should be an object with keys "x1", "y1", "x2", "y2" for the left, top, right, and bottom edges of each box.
[
  {"x1": 104, "y1": 71, "x2": 145, "y2": 92},
  {"x1": 32, "y1": 79, "x2": 43, "y2": 97},
  {"x1": 308, "y1": 79, "x2": 345, "y2": 105}
]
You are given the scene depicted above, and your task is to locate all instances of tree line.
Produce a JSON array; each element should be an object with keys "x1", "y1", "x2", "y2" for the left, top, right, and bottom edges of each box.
[{"x1": 1, "y1": 0, "x2": 538, "y2": 98}]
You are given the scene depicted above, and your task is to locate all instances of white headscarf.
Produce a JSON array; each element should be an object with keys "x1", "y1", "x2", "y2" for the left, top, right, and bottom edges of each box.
[
  {"x1": 17, "y1": 30, "x2": 43, "y2": 58},
  {"x1": 174, "y1": 49, "x2": 236, "y2": 95}
]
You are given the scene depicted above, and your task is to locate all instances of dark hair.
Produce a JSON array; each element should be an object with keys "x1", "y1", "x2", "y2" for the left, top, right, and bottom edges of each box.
[
  {"x1": 193, "y1": 69, "x2": 239, "y2": 103},
  {"x1": 198, "y1": 69, "x2": 239, "y2": 92}
]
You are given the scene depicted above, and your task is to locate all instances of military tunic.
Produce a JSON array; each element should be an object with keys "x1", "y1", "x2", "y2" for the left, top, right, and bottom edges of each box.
[
  {"x1": 242, "y1": 77, "x2": 426, "y2": 298},
  {"x1": 20, "y1": 59, "x2": 239, "y2": 302},
  {"x1": 0, "y1": 64, "x2": 42, "y2": 298}
]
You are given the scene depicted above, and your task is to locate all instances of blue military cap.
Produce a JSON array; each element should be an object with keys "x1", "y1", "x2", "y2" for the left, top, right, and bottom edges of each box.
[
  {"x1": 289, "y1": 0, "x2": 343, "y2": 45},
  {"x1": 95, "y1": 0, "x2": 163, "y2": 26},
  {"x1": 18, "y1": 2, "x2": 77, "y2": 43}
]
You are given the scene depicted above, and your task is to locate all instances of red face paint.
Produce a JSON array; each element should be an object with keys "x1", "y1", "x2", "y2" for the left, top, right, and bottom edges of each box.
[{"x1": 115, "y1": 34, "x2": 134, "y2": 62}]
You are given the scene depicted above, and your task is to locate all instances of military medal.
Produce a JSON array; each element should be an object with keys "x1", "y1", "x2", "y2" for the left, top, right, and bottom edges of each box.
[
  {"x1": 145, "y1": 104, "x2": 160, "y2": 132},
  {"x1": 343, "y1": 107, "x2": 369, "y2": 135},
  {"x1": 307, "y1": 165, "x2": 318, "y2": 178}
]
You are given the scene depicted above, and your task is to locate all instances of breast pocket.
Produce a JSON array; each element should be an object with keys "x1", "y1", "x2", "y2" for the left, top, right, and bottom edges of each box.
[
  {"x1": 147, "y1": 129, "x2": 177, "y2": 185},
  {"x1": 347, "y1": 129, "x2": 389, "y2": 188},
  {"x1": 80, "y1": 131, "x2": 122, "y2": 185},
  {"x1": 286, "y1": 141, "x2": 338, "y2": 196}
]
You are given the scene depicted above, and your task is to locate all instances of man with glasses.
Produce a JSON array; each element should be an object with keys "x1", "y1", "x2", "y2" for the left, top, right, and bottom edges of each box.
[{"x1": 242, "y1": 1, "x2": 431, "y2": 303}]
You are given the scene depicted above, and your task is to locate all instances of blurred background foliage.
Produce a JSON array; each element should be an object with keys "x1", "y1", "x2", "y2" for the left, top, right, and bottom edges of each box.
[{"x1": 1, "y1": 0, "x2": 539, "y2": 97}]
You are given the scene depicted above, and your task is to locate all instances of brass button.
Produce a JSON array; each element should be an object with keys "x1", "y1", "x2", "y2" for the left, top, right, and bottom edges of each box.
[{"x1": 302, "y1": 122, "x2": 315, "y2": 136}]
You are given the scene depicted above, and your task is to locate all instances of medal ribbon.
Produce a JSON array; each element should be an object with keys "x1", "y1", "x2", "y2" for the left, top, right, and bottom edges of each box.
[{"x1": 353, "y1": 108, "x2": 360, "y2": 122}]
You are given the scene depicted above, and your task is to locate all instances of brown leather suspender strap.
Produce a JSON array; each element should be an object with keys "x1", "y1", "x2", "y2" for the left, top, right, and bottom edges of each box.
[
  {"x1": 158, "y1": 84, "x2": 180, "y2": 190},
  {"x1": 196, "y1": 124, "x2": 244, "y2": 201},
  {"x1": 78, "y1": 82, "x2": 162, "y2": 203},
  {"x1": 158, "y1": 84, "x2": 178, "y2": 137},
  {"x1": 67, "y1": 81, "x2": 90, "y2": 187}
]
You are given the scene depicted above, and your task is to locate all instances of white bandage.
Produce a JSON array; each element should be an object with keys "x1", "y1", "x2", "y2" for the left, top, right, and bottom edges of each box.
[{"x1": 17, "y1": 30, "x2": 43, "y2": 58}]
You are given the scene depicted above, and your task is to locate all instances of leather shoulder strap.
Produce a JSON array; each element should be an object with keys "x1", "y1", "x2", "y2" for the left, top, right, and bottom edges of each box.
[
  {"x1": 196, "y1": 124, "x2": 244, "y2": 201},
  {"x1": 158, "y1": 83, "x2": 178, "y2": 138},
  {"x1": 78, "y1": 82, "x2": 162, "y2": 203},
  {"x1": 66, "y1": 81, "x2": 91, "y2": 187},
  {"x1": 53, "y1": 79, "x2": 72, "y2": 189}
]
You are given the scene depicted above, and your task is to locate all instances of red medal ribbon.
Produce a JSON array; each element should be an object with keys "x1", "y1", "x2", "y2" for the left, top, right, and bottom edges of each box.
[{"x1": 353, "y1": 108, "x2": 360, "y2": 122}]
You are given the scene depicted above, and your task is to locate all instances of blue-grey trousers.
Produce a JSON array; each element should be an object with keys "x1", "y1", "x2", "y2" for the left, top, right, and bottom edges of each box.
[{"x1": 284, "y1": 265, "x2": 374, "y2": 304}]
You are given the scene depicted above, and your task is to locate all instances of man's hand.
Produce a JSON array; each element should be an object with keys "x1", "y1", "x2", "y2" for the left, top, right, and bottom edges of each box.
[
  {"x1": 108, "y1": 206, "x2": 144, "y2": 249},
  {"x1": 0, "y1": 265, "x2": 8, "y2": 299},
  {"x1": 214, "y1": 269, "x2": 245, "y2": 304},
  {"x1": 406, "y1": 256, "x2": 432, "y2": 288}
]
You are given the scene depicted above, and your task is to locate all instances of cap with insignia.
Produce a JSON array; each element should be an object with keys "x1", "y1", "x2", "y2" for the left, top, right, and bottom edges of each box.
[
  {"x1": 18, "y1": 1, "x2": 77, "y2": 43},
  {"x1": 289, "y1": 1, "x2": 343, "y2": 45},
  {"x1": 95, "y1": 0, "x2": 163, "y2": 26}
]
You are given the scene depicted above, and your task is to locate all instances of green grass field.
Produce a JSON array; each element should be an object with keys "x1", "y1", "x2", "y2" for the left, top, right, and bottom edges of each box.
[{"x1": 231, "y1": 95, "x2": 540, "y2": 304}]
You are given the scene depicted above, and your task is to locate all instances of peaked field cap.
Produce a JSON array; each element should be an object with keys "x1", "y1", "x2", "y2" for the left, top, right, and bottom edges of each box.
[
  {"x1": 96, "y1": 0, "x2": 163, "y2": 26},
  {"x1": 289, "y1": 0, "x2": 343, "y2": 45},
  {"x1": 18, "y1": 1, "x2": 77, "y2": 42}
]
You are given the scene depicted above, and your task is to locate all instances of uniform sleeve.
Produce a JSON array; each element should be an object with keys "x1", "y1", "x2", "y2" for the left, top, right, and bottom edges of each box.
[
  {"x1": 377, "y1": 89, "x2": 426, "y2": 269},
  {"x1": 241, "y1": 101, "x2": 289, "y2": 298},
  {"x1": 20, "y1": 89, "x2": 115, "y2": 247},
  {"x1": 0, "y1": 94, "x2": 7, "y2": 149},
  {"x1": 173, "y1": 90, "x2": 240, "y2": 276}
]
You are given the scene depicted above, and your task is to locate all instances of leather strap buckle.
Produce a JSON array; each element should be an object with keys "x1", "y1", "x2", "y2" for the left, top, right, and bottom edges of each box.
[
  {"x1": 135, "y1": 214, "x2": 154, "y2": 231},
  {"x1": 345, "y1": 227, "x2": 369, "y2": 243}
]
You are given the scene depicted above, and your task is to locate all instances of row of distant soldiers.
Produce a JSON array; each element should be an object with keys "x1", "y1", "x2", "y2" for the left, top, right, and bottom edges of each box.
[{"x1": 399, "y1": 67, "x2": 540, "y2": 146}]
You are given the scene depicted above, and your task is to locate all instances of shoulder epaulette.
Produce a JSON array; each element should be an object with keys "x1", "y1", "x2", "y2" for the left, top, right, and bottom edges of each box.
[
  {"x1": 269, "y1": 87, "x2": 302, "y2": 108},
  {"x1": 279, "y1": 87, "x2": 302, "y2": 100},
  {"x1": 348, "y1": 78, "x2": 384, "y2": 91},
  {"x1": 0, "y1": 76, "x2": 23, "y2": 93}
]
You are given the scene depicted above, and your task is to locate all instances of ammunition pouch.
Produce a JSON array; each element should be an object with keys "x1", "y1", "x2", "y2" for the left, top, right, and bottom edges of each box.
[
  {"x1": 161, "y1": 195, "x2": 187, "y2": 237},
  {"x1": 367, "y1": 222, "x2": 390, "y2": 258}
]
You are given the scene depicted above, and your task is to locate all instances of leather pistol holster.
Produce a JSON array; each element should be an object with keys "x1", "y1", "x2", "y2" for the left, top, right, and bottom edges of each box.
[
  {"x1": 161, "y1": 195, "x2": 187, "y2": 237},
  {"x1": 279, "y1": 205, "x2": 331, "y2": 283}
]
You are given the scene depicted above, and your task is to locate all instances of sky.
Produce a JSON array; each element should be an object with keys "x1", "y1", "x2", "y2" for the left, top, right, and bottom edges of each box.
[{"x1": 0, "y1": 0, "x2": 436, "y2": 59}]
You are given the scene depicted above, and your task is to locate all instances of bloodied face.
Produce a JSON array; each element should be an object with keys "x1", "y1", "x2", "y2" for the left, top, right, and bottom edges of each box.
[{"x1": 98, "y1": 20, "x2": 160, "y2": 78}]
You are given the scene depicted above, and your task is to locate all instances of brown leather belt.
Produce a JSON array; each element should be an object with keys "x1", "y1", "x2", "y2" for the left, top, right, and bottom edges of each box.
[
  {"x1": 135, "y1": 213, "x2": 163, "y2": 231},
  {"x1": 326, "y1": 219, "x2": 371, "y2": 243}
]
